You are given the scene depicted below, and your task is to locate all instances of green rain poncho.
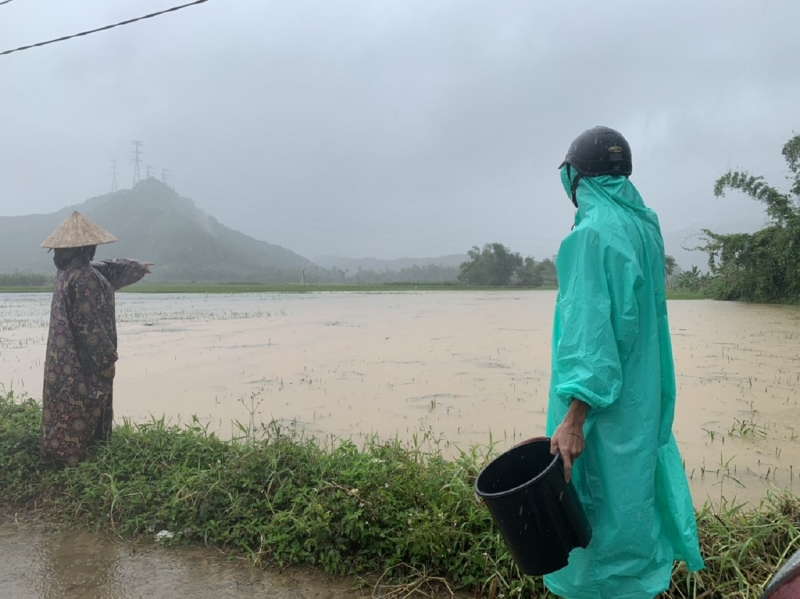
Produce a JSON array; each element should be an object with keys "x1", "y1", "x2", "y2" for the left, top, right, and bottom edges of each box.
[{"x1": 543, "y1": 167, "x2": 704, "y2": 599}]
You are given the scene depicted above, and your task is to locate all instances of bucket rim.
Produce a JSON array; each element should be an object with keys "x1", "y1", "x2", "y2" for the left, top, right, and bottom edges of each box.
[{"x1": 473, "y1": 437, "x2": 561, "y2": 499}]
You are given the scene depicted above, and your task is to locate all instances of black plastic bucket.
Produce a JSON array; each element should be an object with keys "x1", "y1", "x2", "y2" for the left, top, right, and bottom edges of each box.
[
  {"x1": 762, "y1": 548, "x2": 800, "y2": 599},
  {"x1": 474, "y1": 437, "x2": 592, "y2": 576}
]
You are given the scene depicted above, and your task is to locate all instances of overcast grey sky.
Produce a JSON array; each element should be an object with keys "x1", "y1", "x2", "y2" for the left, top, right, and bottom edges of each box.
[{"x1": 1, "y1": 0, "x2": 798, "y2": 266}]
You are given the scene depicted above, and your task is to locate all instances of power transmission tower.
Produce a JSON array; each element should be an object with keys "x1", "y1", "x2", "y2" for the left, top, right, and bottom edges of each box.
[
  {"x1": 131, "y1": 141, "x2": 143, "y2": 186},
  {"x1": 161, "y1": 168, "x2": 170, "y2": 186},
  {"x1": 146, "y1": 164, "x2": 154, "y2": 179},
  {"x1": 111, "y1": 159, "x2": 118, "y2": 192}
]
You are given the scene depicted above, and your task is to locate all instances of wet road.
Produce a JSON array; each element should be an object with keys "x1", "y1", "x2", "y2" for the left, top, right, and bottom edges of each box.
[{"x1": 0, "y1": 513, "x2": 365, "y2": 599}]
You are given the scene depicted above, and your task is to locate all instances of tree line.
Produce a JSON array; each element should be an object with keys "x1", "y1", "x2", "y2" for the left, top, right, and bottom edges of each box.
[
  {"x1": 458, "y1": 244, "x2": 681, "y2": 290},
  {"x1": 329, "y1": 263, "x2": 460, "y2": 285},
  {"x1": 316, "y1": 250, "x2": 557, "y2": 287},
  {"x1": 0, "y1": 272, "x2": 52, "y2": 286}
]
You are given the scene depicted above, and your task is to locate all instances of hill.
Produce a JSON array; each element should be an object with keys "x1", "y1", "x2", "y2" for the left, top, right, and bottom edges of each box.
[{"x1": 0, "y1": 179, "x2": 316, "y2": 282}]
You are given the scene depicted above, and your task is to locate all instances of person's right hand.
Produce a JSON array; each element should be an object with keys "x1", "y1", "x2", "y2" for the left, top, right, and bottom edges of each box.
[
  {"x1": 100, "y1": 365, "x2": 116, "y2": 380},
  {"x1": 550, "y1": 423, "x2": 585, "y2": 483},
  {"x1": 549, "y1": 398, "x2": 589, "y2": 483}
]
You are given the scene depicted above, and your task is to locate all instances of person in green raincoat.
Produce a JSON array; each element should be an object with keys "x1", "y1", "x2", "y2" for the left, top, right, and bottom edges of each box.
[{"x1": 544, "y1": 127, "x2": 704, "y2": 599}]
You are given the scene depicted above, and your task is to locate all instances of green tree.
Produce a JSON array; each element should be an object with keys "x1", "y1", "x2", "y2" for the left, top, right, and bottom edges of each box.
[
  {"x1": 514, "y1": 256, "x2": 544, "y2": 287},
  {"x1": 674, "y1": 266, "x2": 704, "y2": 292},
  {"x1": 664, "y1": 255, "x2": 677, "y2": 277},
  {"x1": 697, "y1": 133, "x2": 800, "y2": 302},
  {"x1": 535, "y1": 257, "x2": 557, "y2": 287},
  {"x1": 458, "y1": 243, "x2": 523, "y2": 286}
]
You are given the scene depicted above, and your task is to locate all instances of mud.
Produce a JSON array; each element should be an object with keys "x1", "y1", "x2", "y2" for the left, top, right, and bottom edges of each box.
[{"x1": 2, "y1": 291, "x2": 799, "y2": 506}]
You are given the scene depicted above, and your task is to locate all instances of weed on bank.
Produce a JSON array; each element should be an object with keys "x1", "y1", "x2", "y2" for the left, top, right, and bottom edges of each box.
[{"x1": 1, "y1": 390, "x2": 797, "y2": 598}]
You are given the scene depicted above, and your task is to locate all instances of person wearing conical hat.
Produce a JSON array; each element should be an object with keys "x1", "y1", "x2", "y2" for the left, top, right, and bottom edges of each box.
[{"x1": 40, "y1": 211, "x2": 153, "y2": 467}]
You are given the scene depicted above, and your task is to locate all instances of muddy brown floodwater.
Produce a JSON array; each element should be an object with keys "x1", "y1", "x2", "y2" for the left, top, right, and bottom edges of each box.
[
  {"x1": 1, "y1": 291, "x2": 799, "y2": 597},
  {"x1": 2, "y1": 291, "x2": 799, "y2": 506}
]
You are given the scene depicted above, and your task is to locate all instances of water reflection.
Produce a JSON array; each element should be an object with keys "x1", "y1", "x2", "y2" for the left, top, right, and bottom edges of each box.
[
  {"x1": 40, "y1": 529, "x2": 119, "y2": 599},
  {"x1": 0, "y1": 514, "x2": 365, "y2": 599}
]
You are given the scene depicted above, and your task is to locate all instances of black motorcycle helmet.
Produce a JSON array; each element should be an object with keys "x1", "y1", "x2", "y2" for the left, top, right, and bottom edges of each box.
[{"x1": 559, "y1": 126, "x2": 632, "y2": 206}]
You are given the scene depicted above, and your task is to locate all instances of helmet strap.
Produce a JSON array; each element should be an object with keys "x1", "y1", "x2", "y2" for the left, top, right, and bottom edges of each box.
[{"x1": 567, "y1": 165, "x2": 583, "y2": 208}]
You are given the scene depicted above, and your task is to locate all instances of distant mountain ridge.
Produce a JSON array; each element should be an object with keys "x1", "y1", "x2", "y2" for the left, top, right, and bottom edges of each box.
[
  {"x1": 312, "y1": 254, "x2": 468, "y2": 272},
  {"x1": 0, "y1": 179, "x2": 315, "y2": 282}
]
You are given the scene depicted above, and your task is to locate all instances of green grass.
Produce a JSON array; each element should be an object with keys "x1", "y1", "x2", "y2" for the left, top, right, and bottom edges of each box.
[
  {"x1": 0, "y1": 282, "x2": 710, "y2": 297},
  {"x1": 0, "y1": 282, "x2": 559, "y2": 294},
  {"x1": 666, "y1": 289, "x2": 709, "y2": 300},
  {"x1": 1, "y1": 389, "x2": 797, "y2": 598},
  {"x1": 121, "y1": 282, "x2": 473, "y2": 293}
]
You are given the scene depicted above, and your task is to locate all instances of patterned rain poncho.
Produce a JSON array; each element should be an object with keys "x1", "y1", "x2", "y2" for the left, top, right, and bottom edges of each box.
[
  {"x1": 41, "y1": 255, "x2": 146, "y2": 467},
  {"x1": 543, "y1": 167, "x2": 704, "y2": 599}
]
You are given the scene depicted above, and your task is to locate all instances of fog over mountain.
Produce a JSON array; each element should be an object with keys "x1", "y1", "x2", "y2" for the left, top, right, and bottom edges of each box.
[
  {"x1": 0, "y1": 179, "x2": 315, "y2": 282},
  {"x1": 0, "y1": 179, "x2": 467, "y2": 282}
]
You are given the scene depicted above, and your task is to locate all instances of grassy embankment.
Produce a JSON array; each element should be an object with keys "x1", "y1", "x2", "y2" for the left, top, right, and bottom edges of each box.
[{"x1": 1, "y1": 390, "x2": 796, "y2": 598}]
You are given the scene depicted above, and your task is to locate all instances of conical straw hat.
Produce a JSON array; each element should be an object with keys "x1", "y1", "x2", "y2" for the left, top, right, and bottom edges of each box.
[{"x1": 40, "y1": 211, "x2": 117, "y2": 248}]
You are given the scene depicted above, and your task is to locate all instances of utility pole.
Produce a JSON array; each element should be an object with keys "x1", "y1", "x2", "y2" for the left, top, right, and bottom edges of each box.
[
  {"x1": 131, "y1": 141, "x2": 143, "y2": 186},
  {"x1": 111, "y1": 159, "x2": 118, "y2": 192},
  {"x1": 161, "y1": 168, "x2": 170, "y2": 186}
]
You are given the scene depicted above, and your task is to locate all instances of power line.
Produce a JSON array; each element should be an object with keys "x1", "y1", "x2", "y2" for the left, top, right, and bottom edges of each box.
[{"x1": 0, "y1": 0, "x2": 209, "y2": 57}]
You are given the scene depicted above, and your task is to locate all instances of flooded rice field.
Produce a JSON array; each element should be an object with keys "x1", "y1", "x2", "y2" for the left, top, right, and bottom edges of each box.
[{"x1": 2, "y1": 290, "x2": 799, "y2": 508}]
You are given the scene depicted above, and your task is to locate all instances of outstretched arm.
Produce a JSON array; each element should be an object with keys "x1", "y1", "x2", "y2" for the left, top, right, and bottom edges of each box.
[{"x1": 91, "y1": 259, "x2": 151, "y2": 290}]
